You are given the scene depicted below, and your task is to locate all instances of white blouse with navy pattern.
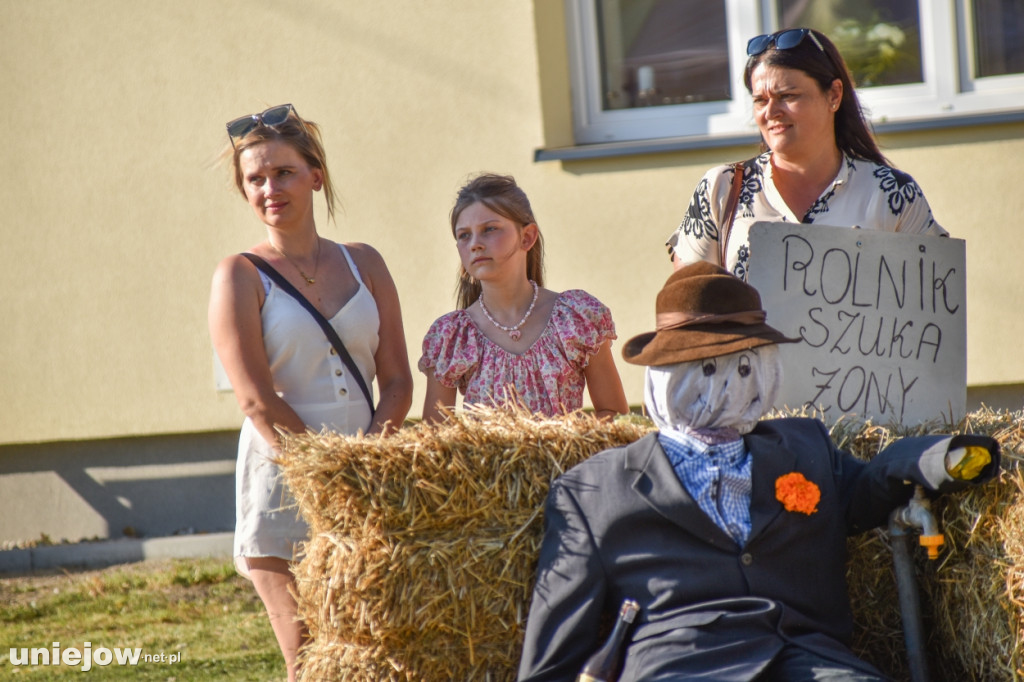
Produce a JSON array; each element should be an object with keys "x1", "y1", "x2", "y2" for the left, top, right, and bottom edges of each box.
[{"x1": 666, "y1": 152, "x2": 948, "y2": 281}]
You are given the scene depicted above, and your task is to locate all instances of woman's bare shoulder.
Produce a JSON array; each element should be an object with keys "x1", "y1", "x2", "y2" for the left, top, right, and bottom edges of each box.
[
  {"x1": 213, "y1": 250, "x2": 264, "y2": 281},
  {"x1": 341, "y1": 241, "x2": 392, "y2": 275}
]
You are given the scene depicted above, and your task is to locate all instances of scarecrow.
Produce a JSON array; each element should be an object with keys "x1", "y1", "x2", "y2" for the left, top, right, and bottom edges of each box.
[{"x1": 518, "y1": 261, "x2": 999, "y2": 682}]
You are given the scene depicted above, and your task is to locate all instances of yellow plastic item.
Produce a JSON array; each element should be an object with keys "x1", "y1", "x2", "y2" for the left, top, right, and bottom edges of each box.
[
  {"x1": 947, "y1": 445, "x2": 991, "y2": 481},
  {"x1": 920, "y1": 534, "x2": 945, "y2": 560}
]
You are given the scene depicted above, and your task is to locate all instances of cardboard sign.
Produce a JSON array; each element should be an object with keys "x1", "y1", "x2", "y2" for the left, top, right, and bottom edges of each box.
[{"x1": 747, "y1": 222, "x2": 966, "y2": 426}]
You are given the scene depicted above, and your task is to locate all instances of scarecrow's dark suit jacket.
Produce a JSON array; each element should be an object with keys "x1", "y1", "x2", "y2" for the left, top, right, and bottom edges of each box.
[{"x1": 517, "y1": 418, "x2": 999, "y2": 682}]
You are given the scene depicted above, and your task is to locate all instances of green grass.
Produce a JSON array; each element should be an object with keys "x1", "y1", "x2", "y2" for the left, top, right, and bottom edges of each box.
[{"x1": 0, "y1": 558, "x2": 285, "y2": 680}]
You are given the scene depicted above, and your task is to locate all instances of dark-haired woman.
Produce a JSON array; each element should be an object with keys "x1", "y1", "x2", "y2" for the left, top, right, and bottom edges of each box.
[{"x1": 666, "y1": 29, "x2": 946, "y2": 280}]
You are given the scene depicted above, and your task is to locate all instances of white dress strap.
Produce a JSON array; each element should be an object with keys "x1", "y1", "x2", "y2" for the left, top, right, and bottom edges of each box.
[
  {"x1": 258, "y1": 269, "x2": 273, "y2": 296},
  {"x1": 338, "y1": 243, "x2": 365, "y2": 286}
]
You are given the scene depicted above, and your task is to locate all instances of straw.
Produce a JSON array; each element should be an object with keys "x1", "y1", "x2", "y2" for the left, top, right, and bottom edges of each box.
[{"x1": 278, "y1": 405, "x2": 1024, "y2": 682}]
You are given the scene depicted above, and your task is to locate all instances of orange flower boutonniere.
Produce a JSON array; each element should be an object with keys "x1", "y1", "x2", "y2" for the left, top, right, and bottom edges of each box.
[{"x1": 775, "y1": 472, "x2": 820, "y2": 515}]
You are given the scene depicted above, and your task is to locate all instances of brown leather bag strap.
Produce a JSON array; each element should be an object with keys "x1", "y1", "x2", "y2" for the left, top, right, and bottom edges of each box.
[{"x1": 718, "y1": 162, "x2": 746, "y2": 267}]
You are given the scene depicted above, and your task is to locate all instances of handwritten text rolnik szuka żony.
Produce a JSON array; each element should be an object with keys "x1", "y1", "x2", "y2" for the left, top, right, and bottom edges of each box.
[{"x1": 779, "y1": 234, "x2": 960, "y2": 420}]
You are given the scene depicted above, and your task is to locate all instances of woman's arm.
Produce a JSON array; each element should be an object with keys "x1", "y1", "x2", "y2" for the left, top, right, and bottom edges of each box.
[
  {"x1": 348, "y1": 243, "x2": 413, "y2": 435},
  {"x1": 666, "y1": 166, "x2": 732, "y2": 269},
  {"x1": 421, "y1": 373, "x2": 458, "y2": 424},
  {"x1": 892, "y1": 173, "x2": 949, "y2": 237},
  {"x1": 583, "y1": 340, "x2": 629, "y2": 420},
  {"x1": 208, "y1": 254, "x2": 307, "y2": 448}
]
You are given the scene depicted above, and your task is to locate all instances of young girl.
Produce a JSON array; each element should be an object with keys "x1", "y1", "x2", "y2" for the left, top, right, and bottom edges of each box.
[{"x1": 419, "y1": 173, "x2": 628, "y2": 422}]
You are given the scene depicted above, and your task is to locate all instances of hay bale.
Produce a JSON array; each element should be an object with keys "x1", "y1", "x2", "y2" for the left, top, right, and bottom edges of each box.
[
  {"x1": 835, "y1": 408, "x2": 1024, "y2": 681},
  {"x1": 278, "y1": 406, "x2": 1024, "y2": 682},
  {"x1": 279, "y1": 406, "x2": 653, "y2": 681}
]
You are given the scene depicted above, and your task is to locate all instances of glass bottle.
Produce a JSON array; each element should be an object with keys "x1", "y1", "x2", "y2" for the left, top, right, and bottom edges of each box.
[{"x1": 576, "y1": 598, "x2": 640, "y2": 682}]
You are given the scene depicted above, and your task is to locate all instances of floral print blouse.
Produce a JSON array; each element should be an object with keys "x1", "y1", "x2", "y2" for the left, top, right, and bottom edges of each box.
[
  {"x1": 418, "y1": 290, "x2": 616, "y2": 416},
  {"x1": 666, "y1": 152, "x2": 948, "y2": 281}
]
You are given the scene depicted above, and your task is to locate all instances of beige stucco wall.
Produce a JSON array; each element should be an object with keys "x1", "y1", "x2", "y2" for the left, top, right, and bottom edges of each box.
[{"x1": 1, "y1": 0, "x2": 1020, "y2": 445}]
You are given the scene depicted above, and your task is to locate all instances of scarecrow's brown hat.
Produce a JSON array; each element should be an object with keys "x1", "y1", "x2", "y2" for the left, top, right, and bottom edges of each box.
[{"x1": 623, "y1": 261, "x2": 798, "y2": 366}]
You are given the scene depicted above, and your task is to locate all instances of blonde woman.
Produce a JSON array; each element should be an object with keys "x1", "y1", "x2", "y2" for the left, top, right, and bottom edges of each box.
[{"x1": 208, "y1": 104, "x2": 412, "y2": 680}]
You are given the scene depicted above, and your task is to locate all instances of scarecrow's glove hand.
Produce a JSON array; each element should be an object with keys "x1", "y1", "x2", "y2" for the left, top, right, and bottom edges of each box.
[{"x1": 945, "y1": 445, "x2": 992, "y2": 481}]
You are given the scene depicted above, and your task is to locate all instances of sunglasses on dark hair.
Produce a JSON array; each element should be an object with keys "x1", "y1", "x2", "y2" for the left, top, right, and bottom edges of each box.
[
  {"x1": 746, "y1": 28, "x2": 826, "y2": 57},
  {"x1": 226, "y1": 103, "x2": 296, "y2": 147}
]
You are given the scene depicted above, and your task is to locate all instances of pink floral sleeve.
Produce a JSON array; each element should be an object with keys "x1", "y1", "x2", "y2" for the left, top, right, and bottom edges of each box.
[
  {"x1": 418, "y1": 310, "x2": 482, "y2": 391},
  {"x1": 417, "y1": 291, "x2": 617, "y2": 415},
  {"x1": 550, "y1": 290, "x2": 617, "y2": 370}
]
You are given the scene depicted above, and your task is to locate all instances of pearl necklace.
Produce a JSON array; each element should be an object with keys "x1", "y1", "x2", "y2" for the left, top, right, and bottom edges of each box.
[
  {"x1": 270, "y1": 238, "x2": 321, "y2": 285},
  {"x1": 478, "y1": 280, "x2": 539, "y2": 342}
]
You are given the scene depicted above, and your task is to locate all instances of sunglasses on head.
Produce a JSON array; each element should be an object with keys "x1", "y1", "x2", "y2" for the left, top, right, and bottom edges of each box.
[
  {"x1": 746, "y1": 28, "x2": 826, "y2": 57},
  {"x1": 226, "y1": 103, "x2": 296, "y2": 148}
]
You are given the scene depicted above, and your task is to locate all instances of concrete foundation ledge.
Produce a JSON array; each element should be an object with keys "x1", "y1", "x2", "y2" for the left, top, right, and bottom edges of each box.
[{"x1": 0, "y1": 532, "x2": 233, "y2": 575}]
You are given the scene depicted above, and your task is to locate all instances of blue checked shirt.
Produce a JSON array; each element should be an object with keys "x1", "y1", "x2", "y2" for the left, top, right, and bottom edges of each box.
[{"x1": 658, "y1": 430, "x2": 753, "y2": 546}]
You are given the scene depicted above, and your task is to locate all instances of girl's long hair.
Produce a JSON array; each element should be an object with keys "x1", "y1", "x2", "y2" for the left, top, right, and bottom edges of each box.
[{"x1": 450, "y1": 173, "x2": 545, "y2": 309}]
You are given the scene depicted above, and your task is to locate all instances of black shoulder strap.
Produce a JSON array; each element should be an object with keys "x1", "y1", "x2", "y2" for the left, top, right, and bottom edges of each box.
[{"x1": 240, "y1": 252, "x2": 375, "y2": 417}]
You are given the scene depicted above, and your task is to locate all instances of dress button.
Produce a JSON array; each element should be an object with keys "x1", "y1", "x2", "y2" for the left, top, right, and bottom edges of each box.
[
  {"x1": 339, "y1": 388, "x2": 347, "y2": 396},
  {"x1": 335, "y1": 369, "x2": 343, "y2": 376},
  {"x1": 330, "y1": 348, "x2": 336, "y2": 355},
  {"x1": 741, "y1": 553, "x2": 753, "y2": 566}
]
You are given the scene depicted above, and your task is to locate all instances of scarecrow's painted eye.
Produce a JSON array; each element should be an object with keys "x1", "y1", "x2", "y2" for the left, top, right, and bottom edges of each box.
[
  {"x1": 702, "y1": 360, "x2": 716, "y2": 376},
  {"x1": 738, "y1": 355, "x2": 752, "y2": 377}
]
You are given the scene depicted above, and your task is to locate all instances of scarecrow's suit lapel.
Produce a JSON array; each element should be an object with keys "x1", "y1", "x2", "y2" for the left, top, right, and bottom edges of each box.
[
  {"x1": 746, "y1": 429, "x2": 798, "y2": 542},
  {"x1": 625, "y1": 434, "x2": 737, "y2": 551}
]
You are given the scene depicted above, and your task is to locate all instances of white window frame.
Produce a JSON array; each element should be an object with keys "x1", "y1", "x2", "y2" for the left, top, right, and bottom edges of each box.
[{"x1": 564, "y1": 0, "x2": 1024, "y2": 146}]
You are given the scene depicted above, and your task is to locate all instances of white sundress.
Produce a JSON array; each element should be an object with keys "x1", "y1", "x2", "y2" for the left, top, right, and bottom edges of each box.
[{"x1": 232, "y1": 244, "x2": 379, "y2": 576}]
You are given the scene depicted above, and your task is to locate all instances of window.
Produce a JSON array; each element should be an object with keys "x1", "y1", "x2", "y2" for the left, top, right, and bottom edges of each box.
[
  {"x1": 564, "y1": 0, "x2": 1024, "y2": 146},
  {"x1": 596, "y1": 1, "x2": 732, "y2": 110},
  {"x1": 781, "y1": 0, "x2": 924, "y2": 88},
  {"x1": 971, "y1": 0, "x2": 1024, "y2": 78}
]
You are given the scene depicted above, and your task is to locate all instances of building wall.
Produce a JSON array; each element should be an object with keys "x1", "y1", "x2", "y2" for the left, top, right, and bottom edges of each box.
[
  {"x1": 0, "y1": 432, "x2": 236, "y2": 546},
  {"x1": 0, "y1": 1, "x2": 1019, "y2": 542}
]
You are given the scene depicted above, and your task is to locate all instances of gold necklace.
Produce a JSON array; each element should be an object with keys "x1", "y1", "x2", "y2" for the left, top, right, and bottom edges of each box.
[
  {"x1": 270, "y1": 238, "x2": 321, "y2": 285},
  {"x1": 478, "y1": 280, "x2": 539, "y2": 341}
]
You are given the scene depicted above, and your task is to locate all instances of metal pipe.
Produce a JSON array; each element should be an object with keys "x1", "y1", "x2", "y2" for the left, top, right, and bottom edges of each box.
[
  {"x1": 889, "y1": 527, "x2": 930, "y2": 682},
  {"x1": 889, "y1": 485, "x2": 942, "y2": 682}
]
